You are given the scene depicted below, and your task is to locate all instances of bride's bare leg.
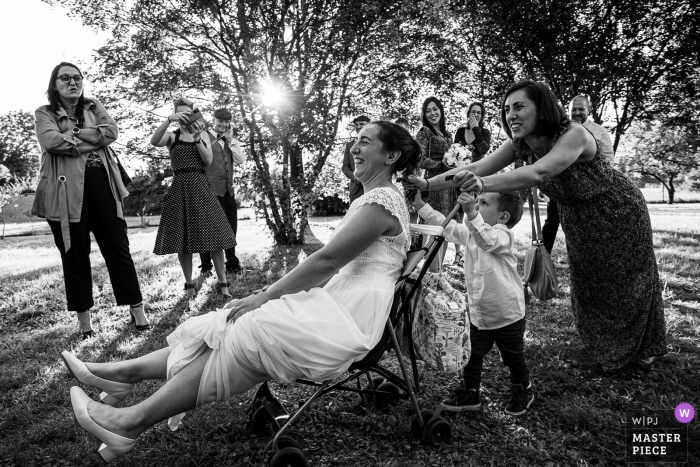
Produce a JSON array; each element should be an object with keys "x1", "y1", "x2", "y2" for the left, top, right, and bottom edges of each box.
[
  {"x1": 84, "y1": 347, "x2": 171, "y2": 384},
  {"x1": 87, "y1": 348, "x2": 213, "y2": 440}
]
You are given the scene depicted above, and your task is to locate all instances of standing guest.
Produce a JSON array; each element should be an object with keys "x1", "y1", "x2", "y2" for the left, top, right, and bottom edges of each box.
[
  {"x1": 151, "y1": 98, "x2": 237, "y2": 299},
  {"x1": 454, "y1": 102, "x2": 492, "y2": 163},
  {"x1": 452, "y1": 102, "x2": 492, "y2": 264},
  {"x1": 409, "y1": 80, "x2": 665, "y2": 371},
  {"x1": 33, "y1": 62, "x2": 148, "y2": 339},
  {"x1": 542, "y1": 95, "x2": 615, "y2": 253},
  {"x1": 342, "y1": 115, "x2": 370, "y2": 204},
  {"x1": 409, "y1": 189, "x2": 532, "y2": 415},
  {"x1": 415, "y1": 97, "x2": 455, "y2": 269},
  {"x1": 198, "y1": 108, "x2": 245, "y2": 276}
]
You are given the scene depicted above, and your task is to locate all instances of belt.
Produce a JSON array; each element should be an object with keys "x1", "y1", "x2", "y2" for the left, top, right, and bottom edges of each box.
[{"x1": 175, "y1": 168, "x2": 206, "y2": 175}]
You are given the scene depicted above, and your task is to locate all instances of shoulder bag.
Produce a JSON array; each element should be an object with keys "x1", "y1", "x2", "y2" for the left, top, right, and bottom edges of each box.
[
  {"x1": 523, "y1": 184, "x2": 558, "y2": 302},
  {"x1": 107, "y1": 146, "x2": 132, "y2": 187}
]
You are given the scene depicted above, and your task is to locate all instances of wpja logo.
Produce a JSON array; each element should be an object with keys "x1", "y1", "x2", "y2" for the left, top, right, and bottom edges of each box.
[{"x1": 625, "y1": 403, "x2": 693, "y2": 464}]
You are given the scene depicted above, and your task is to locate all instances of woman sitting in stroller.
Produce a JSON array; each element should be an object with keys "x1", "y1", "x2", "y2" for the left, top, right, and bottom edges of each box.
[{"x1": 62, "y1": 121, "x2": 421, "y2": 463}]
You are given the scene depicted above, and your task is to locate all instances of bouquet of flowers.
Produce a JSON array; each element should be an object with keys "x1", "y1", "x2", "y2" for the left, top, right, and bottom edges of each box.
[{"x1": 443, "y1": 143, "x2": 471, "y2": 168}]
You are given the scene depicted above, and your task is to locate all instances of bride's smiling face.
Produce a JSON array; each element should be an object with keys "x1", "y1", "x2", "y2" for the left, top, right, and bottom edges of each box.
[{"x1": 350, "y1": 123, "x2": 391, "y2": 182}]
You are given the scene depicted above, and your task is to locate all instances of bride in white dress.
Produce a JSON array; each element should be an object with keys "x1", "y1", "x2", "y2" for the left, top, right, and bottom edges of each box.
[{"x1": 62, "y1": 120, "x2": 422, "y2": 463}]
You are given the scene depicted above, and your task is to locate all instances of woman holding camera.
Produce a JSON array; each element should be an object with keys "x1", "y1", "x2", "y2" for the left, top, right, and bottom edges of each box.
[
  {"x1": 151, "y1": 98, "x2": 236, "y2": 299},
  {"x1": 33, "y1": 62, "x2": 148, "y2": 338}
]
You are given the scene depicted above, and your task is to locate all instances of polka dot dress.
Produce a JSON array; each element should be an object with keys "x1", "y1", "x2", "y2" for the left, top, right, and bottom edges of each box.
[{"x1": 153, "y1": 130, "x2": 237, "y2": 255}]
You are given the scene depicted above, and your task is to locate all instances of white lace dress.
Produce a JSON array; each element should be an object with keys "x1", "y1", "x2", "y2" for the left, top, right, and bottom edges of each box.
[{"x1": 165, "y1": 187, "x2": 409, "y2": 428}]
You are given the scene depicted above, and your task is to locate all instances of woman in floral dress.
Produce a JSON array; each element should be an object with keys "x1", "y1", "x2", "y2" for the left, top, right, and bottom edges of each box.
[
  {"x1": 415, "y1": 96, "x2": 458, "y2": 268},
  {"x1": 412, "y1": 81, "x2": 666, "y2": 371}
]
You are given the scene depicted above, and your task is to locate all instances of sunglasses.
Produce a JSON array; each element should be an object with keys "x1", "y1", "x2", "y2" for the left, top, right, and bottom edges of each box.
[{"x1": 57, "y1": 74, "x2": 83, "y2": 84}]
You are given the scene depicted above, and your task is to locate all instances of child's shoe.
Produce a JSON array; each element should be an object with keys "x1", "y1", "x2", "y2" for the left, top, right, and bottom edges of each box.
[
  {"x1": 441, "y1": 387, "x2": 481, "y2": 412},
  {"x1": 504, "y1": 382, "x2": 534, "y2": 416}
]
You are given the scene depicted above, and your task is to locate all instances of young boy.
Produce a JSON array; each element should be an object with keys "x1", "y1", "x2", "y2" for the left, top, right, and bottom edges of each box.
[{"x1": 409, "y1": 189, "x2": 533, "y2": 416}]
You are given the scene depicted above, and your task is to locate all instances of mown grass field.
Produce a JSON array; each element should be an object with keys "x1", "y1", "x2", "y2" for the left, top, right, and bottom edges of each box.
[{"x1": 0, "y1": 204, "x2": 698, "y2": 466}]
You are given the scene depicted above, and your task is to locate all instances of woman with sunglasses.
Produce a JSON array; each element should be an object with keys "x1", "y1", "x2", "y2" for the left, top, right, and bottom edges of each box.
[{"x1": 32, "y1": 62, "x2": 149, "y2": 339}]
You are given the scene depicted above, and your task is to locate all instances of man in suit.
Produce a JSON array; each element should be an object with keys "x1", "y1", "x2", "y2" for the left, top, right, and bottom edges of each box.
[
  {"x1": 542, "y1": 95, "x2": 615, "y2": 253},
  {"x1": 342, "y1": 115, "x2": 370, "y2": 204},
  {"x1": 199, "y1": 108, "x2": 246, "y2": 275}
]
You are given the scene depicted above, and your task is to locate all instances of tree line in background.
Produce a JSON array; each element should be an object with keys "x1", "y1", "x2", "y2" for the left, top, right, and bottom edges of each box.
[{"x1": 1, "y1": 0, "x2": 699, "y2": 243}]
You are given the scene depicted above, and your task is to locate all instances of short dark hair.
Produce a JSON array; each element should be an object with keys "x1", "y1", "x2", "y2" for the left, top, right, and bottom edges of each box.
[
  {"x1": 370, "y1": 121, "x2": 421, "y2": 177},
  {"x1": 394, "y1": 116, "x2": 410, "y2": 128},
  {"x1": 467, "y1": 102, "x2": 486, "y2": 128},
  {"x1": 353, "y1": 115, "x2": 370, "y2": 124},
  {"x1": 421, "y1": 97, "x2": 449, "y2": 138},
  {"x1": 569, "y1": 95, "x2": 591, "y2": 111},
  {"x1": 46, "y1": 62, "x2": 86, "y2": 116},
  {"x1": 500, "y1": 80, "x2": 565, "y2": 139},
  {"x1": 496, "y1": 192, "x2": 524, "y2": 229}
]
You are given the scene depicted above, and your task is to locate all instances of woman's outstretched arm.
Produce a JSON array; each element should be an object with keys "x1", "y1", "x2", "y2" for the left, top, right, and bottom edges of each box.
[
  {"x1": 458, "y1": 124, "x2": 594, "y2": 194},
  {"x1": 410, "y1": 140, "x2": 517, "y2": 192},
  {"x1": 227, "y1": 201, "x2": 400, "y2": 320}
]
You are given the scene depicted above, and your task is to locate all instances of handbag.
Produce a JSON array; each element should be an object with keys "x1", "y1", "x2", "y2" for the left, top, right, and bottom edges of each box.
[
  {"x1": 108, "y1": 146, "x2": 132, "y2": 187},
  {"x1": 523, "y1": 184, "x2": 558, "y2": 301},
  {"x1": 409, "y1": 270, "x2": 470, "y2": 373}
]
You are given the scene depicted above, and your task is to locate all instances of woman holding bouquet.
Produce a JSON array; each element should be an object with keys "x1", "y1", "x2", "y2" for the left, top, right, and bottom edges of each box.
[
  {"x1": 415, "y1": 97, "x2": 460, "y2": 268},
  {"x1": 454, "y1": 102, "x2": 491, "y2": 163}
]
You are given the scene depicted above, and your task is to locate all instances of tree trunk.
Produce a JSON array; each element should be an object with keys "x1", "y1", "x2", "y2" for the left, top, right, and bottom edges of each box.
[{"x1": 667, "y1": 176, "x2": 675, "y2": 205}]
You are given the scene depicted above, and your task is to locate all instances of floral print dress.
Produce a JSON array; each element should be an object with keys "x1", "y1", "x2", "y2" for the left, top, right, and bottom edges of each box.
[
  {"x1": 514, "y1": 120, "x2": 666, "y2": 370},
  {"x1": 416, "y1": 126, "x2": 456, "y2": 216}
]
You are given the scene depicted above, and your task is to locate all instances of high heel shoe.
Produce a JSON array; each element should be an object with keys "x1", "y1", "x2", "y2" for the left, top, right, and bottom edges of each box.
[
  {"x1": 216, "y1": 281, "x2": 232, "y2": 299},
  {"x1": 184, "y1": 283, "x2": 197, "y2": 300},
  {"x1": 70, "y1": 386, "x2": 137, "y2": 463},
  {"x1": 129, "y1": 303, "x2": 151, "y2": 331},
  {"x1": 61, "y1": 351, "x2": 133, "y2": 407}
]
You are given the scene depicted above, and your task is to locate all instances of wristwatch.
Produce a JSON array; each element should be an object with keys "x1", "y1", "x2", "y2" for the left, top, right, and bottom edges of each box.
[{"x1": 72, "y1": 127, "x2": 81, "y2": 136}]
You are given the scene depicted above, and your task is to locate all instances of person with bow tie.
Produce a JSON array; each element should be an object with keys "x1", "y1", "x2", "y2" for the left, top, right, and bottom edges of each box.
[{"x1": 199, "y1": 108, "x2": 246, "y2": 275}]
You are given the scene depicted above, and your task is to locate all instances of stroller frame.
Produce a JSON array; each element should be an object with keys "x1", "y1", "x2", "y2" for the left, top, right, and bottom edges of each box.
[{"x1": 250, "y1": 206, "x2": 462, "y2": 466}]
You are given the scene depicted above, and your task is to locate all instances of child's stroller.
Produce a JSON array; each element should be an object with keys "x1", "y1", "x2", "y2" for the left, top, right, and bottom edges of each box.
[{"x1": 248, "y1": 206, "x2": 462, "y2": 467}]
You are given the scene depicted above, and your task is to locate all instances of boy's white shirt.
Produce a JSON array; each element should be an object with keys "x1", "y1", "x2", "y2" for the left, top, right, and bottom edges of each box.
[{"x1": 417, "y1": 204, "x2": 526, "y2": 330}]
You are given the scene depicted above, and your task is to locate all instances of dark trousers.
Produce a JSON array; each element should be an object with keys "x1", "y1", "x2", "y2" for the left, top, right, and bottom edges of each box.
[
  {"x1": 463, "y1": 318, "x2": 530, "y2": 390},
  {"x1": 48, "y1": 167, "x2": 142, "y2": 313},
  {"x1": 200, "y1": 191, "x2": 239, "y2": 269},
  {"x1": 542, "y1": 199, "x2": 560, "y2": 254}
]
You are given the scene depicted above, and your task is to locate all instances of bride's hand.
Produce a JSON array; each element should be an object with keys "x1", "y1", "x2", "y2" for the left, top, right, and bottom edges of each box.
[
  {"x1": 226, "y1": 291, "x2": 270, "y2": 322},
  {"x1": 401, "y1": 175, "x2": 428, "y2": 192}
]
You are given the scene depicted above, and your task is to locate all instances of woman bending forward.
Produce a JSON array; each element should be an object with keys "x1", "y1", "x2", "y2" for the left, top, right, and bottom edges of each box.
[{"x1": 61, "y1": 121, "x2": 420, "y2": 463}]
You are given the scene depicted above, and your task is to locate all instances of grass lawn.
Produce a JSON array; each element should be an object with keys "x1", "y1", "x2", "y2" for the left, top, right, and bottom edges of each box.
[{"x1": 0, "y1": 204, "x2": 698, "y2": 466}]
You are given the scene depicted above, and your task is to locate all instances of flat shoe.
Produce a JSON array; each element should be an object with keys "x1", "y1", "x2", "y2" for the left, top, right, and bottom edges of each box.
[
  {"x1": 61, "y1": 351, "x2": 133, "y2": 406},
  {"x1": 70, "y1": 386, "x2": 137, "y2": 464}
]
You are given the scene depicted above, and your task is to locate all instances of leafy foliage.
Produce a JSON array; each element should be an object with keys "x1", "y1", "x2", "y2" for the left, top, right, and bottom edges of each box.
[
  {"x1": 618, "y1": 120, "x2": 700, "y2": 203},
  {"x1": 0, "y1": 111, "x2": 41, "y2": 182},
  {"x1": 50, "y1": 0, "x2": 466, "y2": 244},
  {"x1": 453, "y1": 0, "x2": 700, "y2": 150}
]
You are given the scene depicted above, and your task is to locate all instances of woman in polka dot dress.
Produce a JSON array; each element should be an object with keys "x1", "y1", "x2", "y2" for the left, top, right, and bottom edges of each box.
[{"x1": 151, "y1": 98, "x2": 237, "y2": 299}]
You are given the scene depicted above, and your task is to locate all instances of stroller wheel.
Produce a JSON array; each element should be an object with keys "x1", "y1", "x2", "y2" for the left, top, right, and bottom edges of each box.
[
  {"x1": 269, "y1": 447, "x2": 308, "y2": 467},
  {"x1": 249, "y1": 406, "x2": 275, "y2": 435},
  {"x1": 370, "y1": 376, "x2": 385, "y2": 388},
  {"x1": 410, "y1": 410, "x2": 434, "y2": 439},
  {"x1": 422, "y1": 417, "x2": 452, "y2": 446},
  {"x1": 374, "y1": 382, "x2": 400, "y2": 409},
  {"x1": 264, "y1": 436, "x2": 301, "y2": 458}
]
